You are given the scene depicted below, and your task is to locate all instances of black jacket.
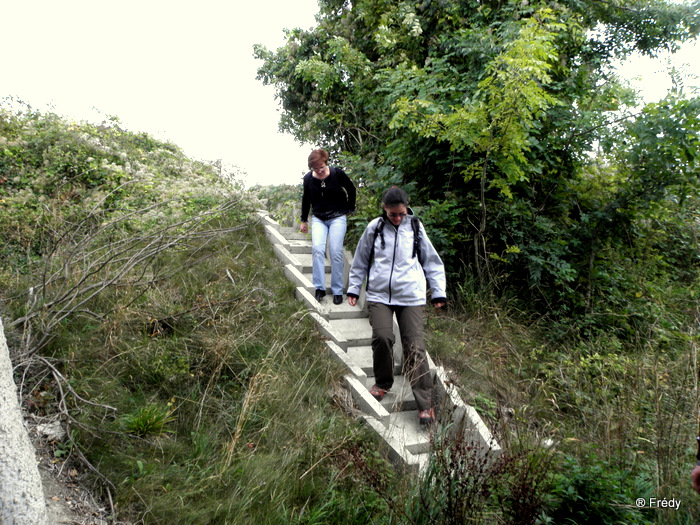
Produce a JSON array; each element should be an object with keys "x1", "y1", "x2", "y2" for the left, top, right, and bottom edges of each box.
[{"x1": 300, "y1": 167, "x2": 356, "y2": 222}]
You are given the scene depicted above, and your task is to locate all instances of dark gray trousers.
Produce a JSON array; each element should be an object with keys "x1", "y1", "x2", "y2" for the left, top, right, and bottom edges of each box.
[{"x1": 367, "y1": 302, "x2": 433, "y2": 411}]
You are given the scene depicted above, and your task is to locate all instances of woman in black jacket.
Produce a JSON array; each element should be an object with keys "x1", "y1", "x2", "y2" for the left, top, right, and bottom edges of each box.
[{"x1": 300, "y1": 149, "x2": 356, "y2": 304}]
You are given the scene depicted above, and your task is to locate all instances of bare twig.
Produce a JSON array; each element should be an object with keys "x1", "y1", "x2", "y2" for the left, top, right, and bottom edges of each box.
[{"x1": 38, "y1": 356, "x2": 117, "y2": 412}]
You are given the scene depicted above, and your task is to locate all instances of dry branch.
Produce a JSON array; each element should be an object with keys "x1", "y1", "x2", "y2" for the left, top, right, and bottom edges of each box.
[{"x1": 9, "y1": 196, "x2": 249, "y2": 358}]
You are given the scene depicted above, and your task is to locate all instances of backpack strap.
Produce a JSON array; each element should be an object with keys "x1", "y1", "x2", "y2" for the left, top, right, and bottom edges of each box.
[
  {"x1": 367, "y1": 218, "x2": 386, "y2": 275},
  {"x1": 410, "y1": 216, "x2": 422, "y2": 260}
]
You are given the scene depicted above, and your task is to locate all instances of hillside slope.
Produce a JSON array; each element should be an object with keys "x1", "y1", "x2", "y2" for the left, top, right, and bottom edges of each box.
[{"x1": 3, "y1": 103, "x2": 699, "y2": 524}]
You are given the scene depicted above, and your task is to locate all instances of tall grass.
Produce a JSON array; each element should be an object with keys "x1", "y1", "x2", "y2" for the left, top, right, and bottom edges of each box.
[
  {"x1": 8, "y1": 203, "x2": 390, "y2": 523},
  {"x1": 424, "y1": 275, "x2": 699, "y2": 524}
]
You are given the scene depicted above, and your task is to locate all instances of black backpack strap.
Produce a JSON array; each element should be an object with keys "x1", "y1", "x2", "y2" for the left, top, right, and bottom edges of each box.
[
  {"x1": 366, "y1": 219, "x2": 385, "y2": 291},
  {"x1": 411, "y1": 216, "x2": 421, "y2": 260}
]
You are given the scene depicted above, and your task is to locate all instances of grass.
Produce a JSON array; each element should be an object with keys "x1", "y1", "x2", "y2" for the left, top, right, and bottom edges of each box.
[
  {"x1": 0, "y1": 104, "x2": 396, "y2": 523},
  {"x1": 423, "y1": 280, "x2": 700, "y2": 524},
  {"x1": 14, "y1": 208, "x2": 392, "y2": 524}
]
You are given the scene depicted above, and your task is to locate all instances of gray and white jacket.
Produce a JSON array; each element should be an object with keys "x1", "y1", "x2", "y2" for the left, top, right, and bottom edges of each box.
[{"x1": 347, "y1": 211, "x2": 447, "y2": 306}]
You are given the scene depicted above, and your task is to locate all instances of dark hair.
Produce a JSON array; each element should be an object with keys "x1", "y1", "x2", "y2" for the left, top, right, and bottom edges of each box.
[
  {"x1": 382, "y1": 186, "x2": 409, "y2": 207},
  {"x1": 308, "y1": 149, "x2": 329, "y2": 169}
]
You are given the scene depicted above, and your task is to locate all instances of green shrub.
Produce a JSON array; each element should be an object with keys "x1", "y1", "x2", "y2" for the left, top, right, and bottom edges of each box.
[{"x1": 544, "y1": 450, "x2": 654, "y2": 525}]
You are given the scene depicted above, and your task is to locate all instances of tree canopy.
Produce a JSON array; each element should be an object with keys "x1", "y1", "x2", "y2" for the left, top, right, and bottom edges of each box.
[{"x1": 256, "y1": 0, "x2": 700, "y2": 336}]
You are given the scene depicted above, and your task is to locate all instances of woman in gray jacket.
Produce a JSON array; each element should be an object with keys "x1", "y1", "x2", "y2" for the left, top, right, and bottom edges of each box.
[{"x1": 347, "y1": 187, "x2": 446, "y2": 425}]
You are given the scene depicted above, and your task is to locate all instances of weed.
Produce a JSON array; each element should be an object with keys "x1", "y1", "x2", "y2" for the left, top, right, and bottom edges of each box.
[{"x1": 122, "y1": 403, "x2": 175, "y2": 437}]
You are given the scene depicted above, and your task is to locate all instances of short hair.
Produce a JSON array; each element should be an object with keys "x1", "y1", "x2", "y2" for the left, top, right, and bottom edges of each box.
[
  {"x1": 308, "y1": 149, "x2": 329, "y2": 169},
  {"x1": 382, "y1": 186, "x2": 409, "y2": 207}
]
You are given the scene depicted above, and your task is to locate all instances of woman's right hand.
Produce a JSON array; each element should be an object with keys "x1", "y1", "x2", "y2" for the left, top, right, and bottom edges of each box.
[{"x1": 300, "y1": 221, "x2": 308, "y2": 234}]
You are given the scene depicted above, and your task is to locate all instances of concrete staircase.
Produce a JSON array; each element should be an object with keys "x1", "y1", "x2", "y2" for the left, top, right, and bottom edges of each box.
[{"x1": 259, "y1": 211, "x2": 499, "y2": 472}]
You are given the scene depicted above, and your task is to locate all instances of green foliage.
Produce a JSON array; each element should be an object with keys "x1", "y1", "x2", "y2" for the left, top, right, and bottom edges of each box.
[
  {"x1": 0, "y1": 99, "x2": 233, "y2": 274},
  {"x1": 359, "y1": 421, "x2": 654, "y2": 525},
  {"x1": 256, "y1": 0, "x2": 700, "y2": 339},
  {"x1": 254, "y1": 183, "x2": 302, "y2": 227},
  {"x1": 390, "y1": 8, "x2": 564, "y2": 196},
  {"x1": 337, "y1": 152, "x2": 418, "y2": 247},
  {"x1": 406, "y1": 433, "x2": 512, "y2": 524},
  {"x1": 422, "y1": 283, "x2": 700, "y2": 524},
  {"x1": 545, "y1": 450, "x2": 654, "y2": 525},
  {"x1": 257, "y1": 9, "x2": 700, "y2": 514},
  {"x1": 412, "y1": 196, "x2": 469, "y2": 282}
]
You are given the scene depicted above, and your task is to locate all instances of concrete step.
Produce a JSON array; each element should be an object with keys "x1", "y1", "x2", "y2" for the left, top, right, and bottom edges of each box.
[
  {"x1": 310, "y1": 312, "x2": 350, "y2": 350},
  {"x1": 279, "y1": 227, "x2": 309, "y2": 241},
  {"x1": 325, "y1": 341, "x2": 367, "y2": 383},
  {"x1": 301, "y1": 271, "x2": 341, "y2": 292},
  {"x1": 288, "y1": 239, "x2": 312, "y2": 254},
  {"x1": 359, "y1": 409, "x2": 432, "y2": 456},
  {"x1": 344, "y1": 374, "x2": 390, "y2": 422},
  {"x1": 383, "y1": 410, "x2": 433, "y2": 455},
  {"x1": 408, "y1": 451, "x2": 431, "y2": 473},
  {"x1": 304, "y1": 280, "x2": 365, "y2": 319},
  {"x1": 301, "y1": 272, "x2": 368, "y2": 315},
  {"x1": 328, "y1": 318, "x2": 373, "y2": 347},
  {"x1": 264, "y1": 224, "x2": 289, "y2": 248},
  {"x1": 345, "y1": 346, "x2": 436, "y2": 375},
  {"x1": 294, "y1": 253, "x2": 317, "y2": 273},
  {"x1": 346, "y1": 346, "x2": 402, "y2": 375},
  {"x1": 361, "y1": 415, "x2": 431, "y2": 473},
  {"x1": 285, "y1": 266, "x2": 313, "y2": 291},
  {"x1": 433, "y1": 367, "x2": 500, "y2": 452},
  {"x1": 259, "y1": 213, "x2": 280, "y2": 231},
  {"x1": 311, "y1": 313, "x2": 377, "y2": 351},
  {"x1": 365, "y1": 374, "x2": 419, "y2": 413},
  {"x1": 325, "y1": 300, "x2": 366, "y2": 320},
  {"x1": 296, "y1": 253, "x2": 352, "y2": 275},
  {"x1": 293, "y1": 287, "x2": 366, "y2": 320},
  {"x1": 272, "y1": 244, "x2": 302, "y2": 269}
]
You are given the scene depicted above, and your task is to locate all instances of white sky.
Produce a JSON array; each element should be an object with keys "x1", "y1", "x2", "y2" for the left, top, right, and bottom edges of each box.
[
  {"x1": 0, "y1": 0, "x2": 319, "y2": 187},
  {"x1": 615, "y1": 40, "x2": 699, "y2": 103},
  {"x1": 1, "y1": 0, "x2": 698, "y2": 187}
]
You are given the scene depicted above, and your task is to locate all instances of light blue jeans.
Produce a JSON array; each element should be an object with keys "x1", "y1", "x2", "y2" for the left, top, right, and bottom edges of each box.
[{"x1": 311, "y1": 214, "x2": 347, "y2": 296}]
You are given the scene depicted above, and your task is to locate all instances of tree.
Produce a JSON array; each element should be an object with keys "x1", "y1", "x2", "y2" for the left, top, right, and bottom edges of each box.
[
  {"x1": 0, "y1": 319, "x2": 49, "y2": 525},
  {"x1": 256, "y1": 0, "x2": 700, "y2": 328}
]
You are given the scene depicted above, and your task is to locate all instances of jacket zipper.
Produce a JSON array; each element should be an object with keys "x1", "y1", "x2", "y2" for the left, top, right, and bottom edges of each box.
[{"x1": 387, "y1": 224, "x2": 399, "y2": 302}]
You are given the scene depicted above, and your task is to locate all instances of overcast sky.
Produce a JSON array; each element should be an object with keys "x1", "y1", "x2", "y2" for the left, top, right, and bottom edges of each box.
[
  {"x1": 1, "y1": 0, "x2": 698, "y2": 187},
  {"x1": 1, "y1": 0, "x2": 318, "y2": 187}
]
